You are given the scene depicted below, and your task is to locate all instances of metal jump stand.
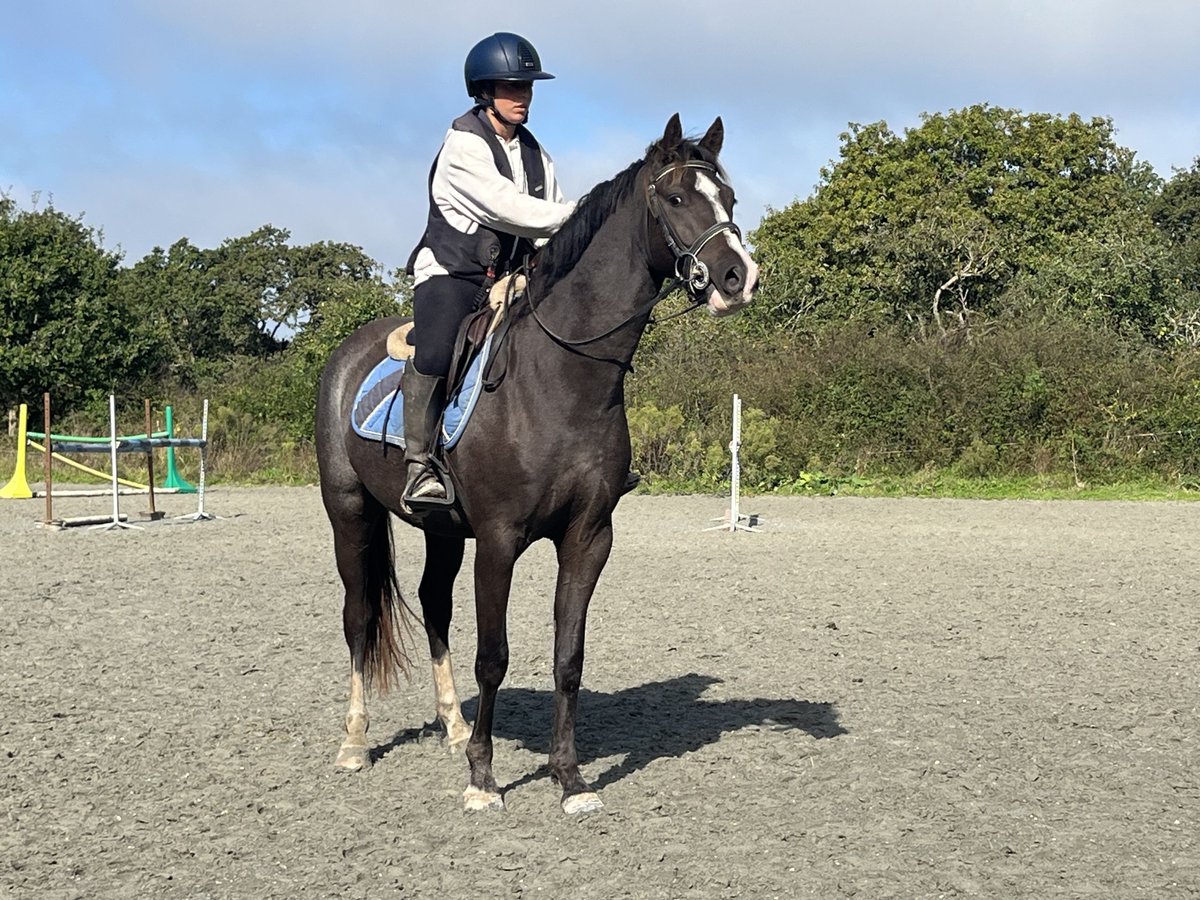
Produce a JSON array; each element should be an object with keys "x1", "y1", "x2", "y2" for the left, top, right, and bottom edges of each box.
[{"x1": 706, "y1": 394, "x2": 763, "y2": 533}]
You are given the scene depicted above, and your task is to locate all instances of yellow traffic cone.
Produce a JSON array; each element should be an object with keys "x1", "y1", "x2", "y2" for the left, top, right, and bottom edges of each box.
[{"x1": 0, "y1": 404, "x2": 34, "y2": 499}]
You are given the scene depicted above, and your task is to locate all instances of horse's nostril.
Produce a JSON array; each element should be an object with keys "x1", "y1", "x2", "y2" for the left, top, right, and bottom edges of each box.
[{"x1": 724, "y1": 266, "x2": 744, "y2": 292}]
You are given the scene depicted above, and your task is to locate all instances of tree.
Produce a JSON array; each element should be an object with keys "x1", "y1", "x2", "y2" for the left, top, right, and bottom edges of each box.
[
  {"x1": 119, "y1": 226, "x2": 386, "y2": 383},
  {"x1": 225, "y1": 273, "x2": 407, "y2": 441},
  {"x1": 0, "y1": 197, "x2": 162, "y2": 411},
  {"x1": 748, "y1": 105, "x2": 1171, "y2": 337},
  {"x1": 209, "y1": 226, "x2": 382, "y2": 345},
  {"x1": 1151, "y1": 159, "x2": 1200, "y2": 346},
  {"x1": 269, "y1": 239, "x2": 380, "y2": 338}
]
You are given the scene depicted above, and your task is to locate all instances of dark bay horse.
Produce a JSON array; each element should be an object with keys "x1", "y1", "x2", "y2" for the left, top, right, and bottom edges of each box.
[{"x1": 315, "y1": 114, "x2": 758, "y2": 814}]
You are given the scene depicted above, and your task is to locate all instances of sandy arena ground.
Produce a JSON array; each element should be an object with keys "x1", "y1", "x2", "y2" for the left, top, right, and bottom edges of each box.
[{"x1": 1, "y1": 487, "x2": 1197, "y2": 898}]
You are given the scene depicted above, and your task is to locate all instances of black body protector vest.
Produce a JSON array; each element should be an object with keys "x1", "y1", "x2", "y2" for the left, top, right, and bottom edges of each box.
[{"x1": 406, "y1": 108, "x2": 547, "y2": 286}]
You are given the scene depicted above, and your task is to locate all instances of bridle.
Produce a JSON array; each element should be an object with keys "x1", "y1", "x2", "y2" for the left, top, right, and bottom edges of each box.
[
  {"x1": 524, "y1": 158, "x2": 743, "y2": 349},
  {"x1": 646, "y1": 160, "x2": 743, "y2": 297}
]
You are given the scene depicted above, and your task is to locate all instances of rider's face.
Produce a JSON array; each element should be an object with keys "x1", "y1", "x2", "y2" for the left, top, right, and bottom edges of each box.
[{"x1": 491, "y1": 81, "x2": 533, "y2": 125}]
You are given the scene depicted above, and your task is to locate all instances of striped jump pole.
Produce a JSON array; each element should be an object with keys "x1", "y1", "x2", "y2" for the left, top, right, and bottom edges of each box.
[{"x1": 175, "y1": 400, "x2": 215, "y2": 522}]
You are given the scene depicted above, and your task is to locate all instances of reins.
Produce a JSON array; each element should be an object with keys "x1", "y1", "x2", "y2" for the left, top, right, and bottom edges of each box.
[
  {"x1": 526, "y1": 269, "x2": 696, "y2": 348},
  {"x1": 523, "y1": 159, "x2": 736, "y2": 349}
]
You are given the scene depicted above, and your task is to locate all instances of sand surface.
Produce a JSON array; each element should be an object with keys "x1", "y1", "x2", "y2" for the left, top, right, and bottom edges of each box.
[{"x1": 2, "y1": 488, "x2": 1197, "y2": 897}]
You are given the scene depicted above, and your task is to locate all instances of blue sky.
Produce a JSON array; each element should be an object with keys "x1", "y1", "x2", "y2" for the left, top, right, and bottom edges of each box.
[{"x1": 3, "y1": 0, "x2": 1198, "y2": 278}]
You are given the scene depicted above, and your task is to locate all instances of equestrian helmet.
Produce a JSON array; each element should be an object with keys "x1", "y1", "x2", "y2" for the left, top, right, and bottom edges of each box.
[{"x1": 465, "y1": 32, "x2": 553, "y2": 100}]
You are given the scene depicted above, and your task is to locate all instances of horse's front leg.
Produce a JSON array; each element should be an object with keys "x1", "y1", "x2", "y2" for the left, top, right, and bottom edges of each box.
[
  {"x1": 462, "y1": 534, "x2": 520, "y2": 811},
  {"x1": 549, "y1": 519, "x2": 613, "y2": 814}
]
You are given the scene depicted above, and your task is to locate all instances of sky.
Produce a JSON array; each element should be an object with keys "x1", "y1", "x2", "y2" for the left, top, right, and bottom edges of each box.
[{"x1": 2, "y1": 0, "x2": 1198, "y2": 278}]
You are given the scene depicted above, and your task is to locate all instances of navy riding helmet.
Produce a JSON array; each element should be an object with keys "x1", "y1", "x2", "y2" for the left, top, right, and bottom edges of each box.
[{"x1": 464, "y1": 32, "x2": 554, "y2": 101}]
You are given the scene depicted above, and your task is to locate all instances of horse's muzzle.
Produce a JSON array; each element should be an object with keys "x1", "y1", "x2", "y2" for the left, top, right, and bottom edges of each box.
[{"x1": 707, "y1": 256, "x2": 759, "y2": 317}]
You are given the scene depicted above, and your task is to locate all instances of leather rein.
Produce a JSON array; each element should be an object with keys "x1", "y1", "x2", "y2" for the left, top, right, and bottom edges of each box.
[{"x1": 526, "y1": 160, "x2": 741, "y2": 348}]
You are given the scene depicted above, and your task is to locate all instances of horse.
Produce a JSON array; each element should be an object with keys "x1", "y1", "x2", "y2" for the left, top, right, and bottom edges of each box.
[{"x1": 315, "y1": 114, "x2": 759, "y2": 814}]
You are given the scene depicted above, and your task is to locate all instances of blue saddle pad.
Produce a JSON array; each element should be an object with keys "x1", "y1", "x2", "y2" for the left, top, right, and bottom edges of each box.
[{"x1": 350, "y1": 334, "x2": 493, "y2": 451}]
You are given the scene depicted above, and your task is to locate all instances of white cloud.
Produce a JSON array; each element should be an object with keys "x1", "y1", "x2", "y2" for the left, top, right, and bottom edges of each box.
[{"x1": 4, "y1": 0, "x2": 1198, "y2": 274}]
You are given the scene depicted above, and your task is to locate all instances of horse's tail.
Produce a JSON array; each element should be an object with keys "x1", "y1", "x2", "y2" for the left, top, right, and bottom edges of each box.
[{"x1": 362, "y1": 513, "x2": 415, "y2": 693}]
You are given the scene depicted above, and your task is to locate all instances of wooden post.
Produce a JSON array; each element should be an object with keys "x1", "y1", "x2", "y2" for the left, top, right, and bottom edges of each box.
[
  {"x1": 43, "y1": 393, "x2": 53, "y2": 525},
  {"x1": 143, "y1": 399, "x2": 162, "y2": 519}
]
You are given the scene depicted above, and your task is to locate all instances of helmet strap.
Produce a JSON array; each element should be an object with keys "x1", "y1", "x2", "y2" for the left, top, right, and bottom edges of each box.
[
  {"x1": 474, "y1": 87, "x2": 524, "y2": 134},
  {"x1": 488, "y1": 100, "x2": 525, "y2": 129}
]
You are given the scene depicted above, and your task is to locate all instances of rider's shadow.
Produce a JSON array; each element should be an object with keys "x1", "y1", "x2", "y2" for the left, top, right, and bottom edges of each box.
[{"x1": 383, "y1": 673, "x2": 845, "y2": 791}]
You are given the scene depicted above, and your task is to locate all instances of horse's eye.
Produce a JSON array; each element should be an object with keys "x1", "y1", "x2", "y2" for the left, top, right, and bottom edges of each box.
[{"x1": 668, "y1": 195, "x2": 683, "y2": 207}]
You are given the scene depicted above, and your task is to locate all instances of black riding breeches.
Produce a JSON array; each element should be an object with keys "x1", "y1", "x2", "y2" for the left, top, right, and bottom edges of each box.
[{"x1": 410, "y1": 275, "x2": 480, "y2": 378}]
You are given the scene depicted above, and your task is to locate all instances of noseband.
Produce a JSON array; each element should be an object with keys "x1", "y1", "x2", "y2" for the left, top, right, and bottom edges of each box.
[
  {"x1": 646, "y1": 161, "x2": 743, "y2": 296},
  {"x1": 525, "y1": 159, "x2": 744, "y2": 350}
]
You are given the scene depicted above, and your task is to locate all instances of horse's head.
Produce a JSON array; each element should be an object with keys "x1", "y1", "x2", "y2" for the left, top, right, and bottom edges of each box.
[{"x1": 644, "y1": 114, "x2": 759, "y2": 316}]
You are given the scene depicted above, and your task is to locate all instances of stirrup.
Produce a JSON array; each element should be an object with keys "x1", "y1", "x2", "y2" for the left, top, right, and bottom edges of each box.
[
  {"x1": 407, "y1": 469, "x2": 446, "y2": 500},
  {"x1": 402, "y1": 461, "x2": 456, "y2": 511}
]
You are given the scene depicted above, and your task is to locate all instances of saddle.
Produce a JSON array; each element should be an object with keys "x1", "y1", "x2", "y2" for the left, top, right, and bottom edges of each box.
[{"x1": 386, "y1": 273, "x2": 526, "y2": 365}]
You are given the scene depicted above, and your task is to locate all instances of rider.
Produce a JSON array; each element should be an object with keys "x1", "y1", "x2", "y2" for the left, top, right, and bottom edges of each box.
[{"x1": 402, "y1": 32, "x2": 575, "y2": 506}]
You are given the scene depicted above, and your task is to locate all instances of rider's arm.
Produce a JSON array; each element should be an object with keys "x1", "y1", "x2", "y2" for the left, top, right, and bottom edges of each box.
[{"x1": 433, "y1": 130, "x2": 575, "y2": 239}]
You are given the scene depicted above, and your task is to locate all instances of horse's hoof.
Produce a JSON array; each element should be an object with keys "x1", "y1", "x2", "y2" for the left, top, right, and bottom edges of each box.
[
  {"x1": 334, "y1": 743, "x2": 370, "y2": 772},
  {"x1": 562, "y1": 792, "x2": 604, "y2": 815},
  {"x1": 463, "y1": 785, "x2": 505, "y2": 812}
]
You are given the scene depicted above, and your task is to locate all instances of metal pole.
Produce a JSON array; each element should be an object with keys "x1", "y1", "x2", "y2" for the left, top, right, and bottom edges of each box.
[
  {"x1": 705, "y1": 392, "x2": 762, "y2": 534},
  {"x1": 196, "y1": 399, "x2": 211, "y2": 519},
  {"x1": 174, "y1": 399, "x2": 215, "y2": 522},
  {"x1": 729, "y1": 394, "x2": 741, "y2": 532},
  {"x1": 107, "y1": 395, "x2": 120, "y2": 525},
  {"x1": 92, "y1": 394, "x2": 138, "y2": 530},
  {"x1": 44, "y1": 393, "x2": 53, "y2": 525}
]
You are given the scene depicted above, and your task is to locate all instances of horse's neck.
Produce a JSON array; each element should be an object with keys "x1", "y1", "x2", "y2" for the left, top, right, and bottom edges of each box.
[{"x1": 528, "y1": 201, "x2": 659, "y2": 368}]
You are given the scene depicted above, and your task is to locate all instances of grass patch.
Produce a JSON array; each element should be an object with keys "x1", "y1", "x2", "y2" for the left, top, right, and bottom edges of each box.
[
  {"x1": 639, "y1": 470, "x2": 1200, "y2": 501},
  {"x1": 3, "y1": 436, "x2": 1196, "y2": 500}
]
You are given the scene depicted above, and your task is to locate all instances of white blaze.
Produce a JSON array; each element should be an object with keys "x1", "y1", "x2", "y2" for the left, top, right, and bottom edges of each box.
[{"x1": 694, "y1": 171, "x2": 759, "y2": 314}]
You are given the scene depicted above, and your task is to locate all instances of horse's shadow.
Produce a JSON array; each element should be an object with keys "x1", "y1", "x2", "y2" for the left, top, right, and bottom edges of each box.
[{"x1": 377, "y1": 673, "x2": 845, "y2": 791}]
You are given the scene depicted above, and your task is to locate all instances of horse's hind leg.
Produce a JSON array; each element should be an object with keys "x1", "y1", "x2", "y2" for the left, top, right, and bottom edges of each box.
[
  {"x1": 420, "y1": 531, "x2": 472, "y2": 752},
  {"x1": 325, "y1": 487, "x2": 408, "y2": 771}
]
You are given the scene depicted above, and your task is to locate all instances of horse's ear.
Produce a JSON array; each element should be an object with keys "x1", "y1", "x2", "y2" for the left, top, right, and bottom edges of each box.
[
  {"x1": 699, "y1": 117, "x2": 724, "y2": 157},
  {"x1": 661, "y1": 113, "x2": 683, "y2": 149}
]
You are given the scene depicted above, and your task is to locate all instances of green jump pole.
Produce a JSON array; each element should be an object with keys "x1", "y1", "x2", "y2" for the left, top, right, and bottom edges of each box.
[{"x1": 160, "y1": 405, "x2": 196, "y2": 493}]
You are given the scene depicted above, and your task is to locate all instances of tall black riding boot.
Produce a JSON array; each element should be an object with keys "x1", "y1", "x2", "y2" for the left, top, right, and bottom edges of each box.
[{"x1": 402, "y1": 365, "x2": 447, "y2": 504}]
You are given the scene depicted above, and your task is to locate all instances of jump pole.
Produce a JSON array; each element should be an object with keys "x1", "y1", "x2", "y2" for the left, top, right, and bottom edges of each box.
[
  {"x1": 91, "y1": 394, "x2": 140, "y2": 531},
  {"x1": 19, "y1": 393, "x2": 209, "y2": 530},
  {"x1": 706, "y1": 394, "x2": 762, "y2": 533}
]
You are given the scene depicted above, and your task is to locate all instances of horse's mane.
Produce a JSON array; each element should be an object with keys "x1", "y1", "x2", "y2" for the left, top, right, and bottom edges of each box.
[{"x1": 534, "y1": 135, "x2": 720, "y2": 292}]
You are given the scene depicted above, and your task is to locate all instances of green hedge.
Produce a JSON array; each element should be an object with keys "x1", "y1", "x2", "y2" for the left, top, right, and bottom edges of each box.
[{"x1": 628, "y1": 315, "x2": 1199, "y2": 490}]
